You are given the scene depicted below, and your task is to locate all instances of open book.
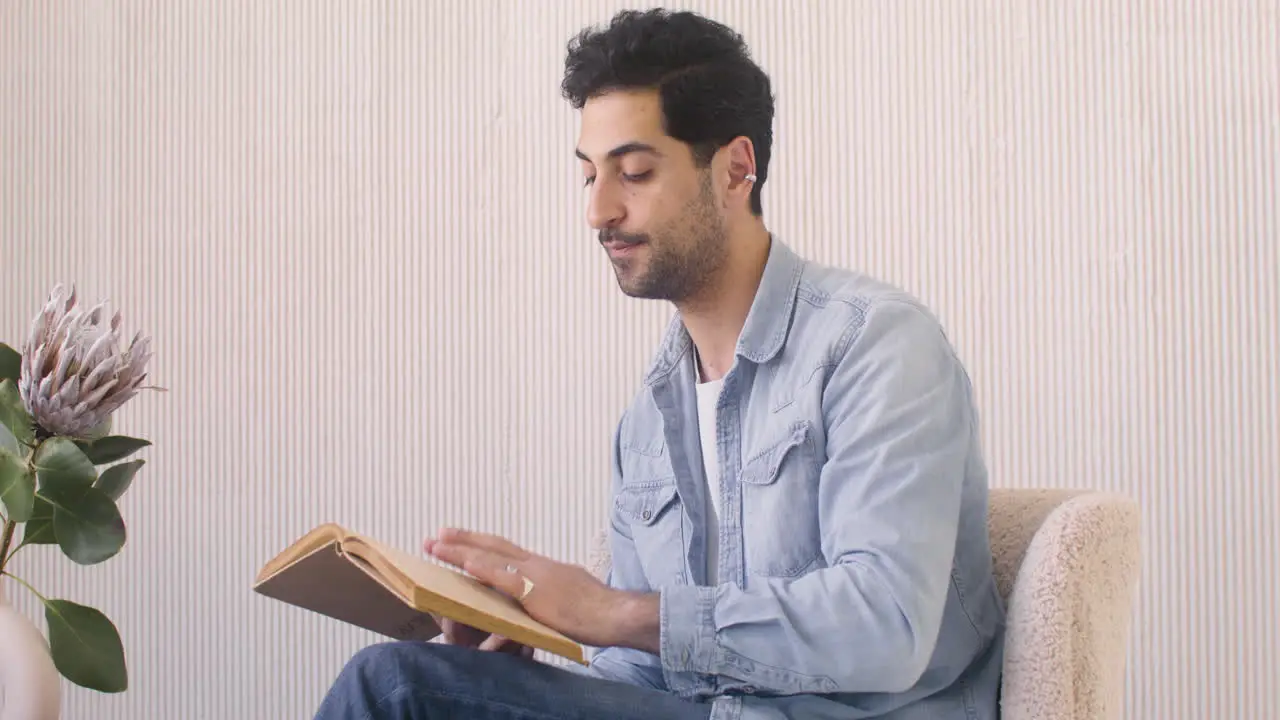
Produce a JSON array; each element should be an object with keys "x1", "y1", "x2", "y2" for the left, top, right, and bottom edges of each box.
[{"x1": 253, "y1": 523, "x2": 586, "y2": 665}]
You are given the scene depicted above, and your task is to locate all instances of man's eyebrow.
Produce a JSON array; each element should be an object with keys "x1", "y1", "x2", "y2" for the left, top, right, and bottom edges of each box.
[{"x1": 575, "y1": 142, "x2": 663, "y2": 162}]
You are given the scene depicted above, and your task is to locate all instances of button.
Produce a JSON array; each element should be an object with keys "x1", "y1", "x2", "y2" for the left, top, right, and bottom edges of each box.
[{"x1": 642, "y1": 510, "x2": 652, "y2": 520}]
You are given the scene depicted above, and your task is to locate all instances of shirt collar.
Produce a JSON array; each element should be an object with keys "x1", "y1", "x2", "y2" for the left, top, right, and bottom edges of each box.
[{"x1": 643, "y1": 235, "x2": 805, "y2": 386}]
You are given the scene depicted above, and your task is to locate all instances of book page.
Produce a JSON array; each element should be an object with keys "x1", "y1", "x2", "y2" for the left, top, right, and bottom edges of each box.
[{"x1": 253, "y1": 523, "x2": 346, "y2": 584}]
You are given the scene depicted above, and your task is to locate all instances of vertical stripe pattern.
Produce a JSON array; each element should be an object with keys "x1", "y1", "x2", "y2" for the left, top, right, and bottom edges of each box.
[{"x1": 1, "y1": 1, "x2": 1276, "y2": 718}]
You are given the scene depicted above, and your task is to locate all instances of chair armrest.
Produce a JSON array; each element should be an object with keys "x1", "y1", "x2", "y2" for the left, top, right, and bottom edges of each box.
[{"x1": 1000, "y1": 493, "x2": 1141, "y2": 720}]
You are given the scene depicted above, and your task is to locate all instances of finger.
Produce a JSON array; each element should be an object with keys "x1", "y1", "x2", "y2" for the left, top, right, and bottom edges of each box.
[
  {"x1": 478, "y1": 633, "x2": 513, "y2": 652},
  {"x1": 428, "y1": 542, "x2": 495, "y2": 573},
  {"x1": 441, "y1": 617, "x2": 492, "y2": 647},
  {"x1": 429, "y1": 542, "x2": 526, "y2": 598},
  {"x1": 480, "y1": 634, "x2": 532, "y2": 658},
  {"x1": 436, "y1": 528, "x2": 532, "y2": 561}
]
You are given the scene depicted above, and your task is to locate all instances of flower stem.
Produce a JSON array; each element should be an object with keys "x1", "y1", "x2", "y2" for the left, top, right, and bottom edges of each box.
[
  {"x1": 0, "y1": 570, "x2": 47, "y2": 604},
  {"x1": 0, "y1": 519, "x2": 15, "y2": 575},
  {"x1": 0, "y1": 442, "x2": 39, "y2": 575}
]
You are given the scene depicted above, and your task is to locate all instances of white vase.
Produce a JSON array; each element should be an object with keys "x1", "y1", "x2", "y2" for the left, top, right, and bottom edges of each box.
[{"x1": 0, "y1": 580, "x2": 61, "y2": 720}]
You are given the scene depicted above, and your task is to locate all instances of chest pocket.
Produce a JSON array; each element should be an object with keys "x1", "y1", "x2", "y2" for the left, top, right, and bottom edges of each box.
[
  {"x1": 740, "y1": 420, "x2": 823, "y2": 577},
  {"x1": 614, "y1": 481, "x2": 687, "y2": 586}
]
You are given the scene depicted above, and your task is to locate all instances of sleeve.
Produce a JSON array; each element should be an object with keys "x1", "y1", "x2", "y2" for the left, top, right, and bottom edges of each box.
[
  {"x1": 562, "y1": 413, "x2": 670, "y2": 691},
  {"x1": 658, "y1": 298, "x2": 974, "y2": 695}
]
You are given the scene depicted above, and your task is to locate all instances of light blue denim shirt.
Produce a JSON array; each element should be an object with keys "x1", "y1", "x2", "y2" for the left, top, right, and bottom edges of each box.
[{"x1": 580, "y1": 238, "x2": 1005, "y2": 720}]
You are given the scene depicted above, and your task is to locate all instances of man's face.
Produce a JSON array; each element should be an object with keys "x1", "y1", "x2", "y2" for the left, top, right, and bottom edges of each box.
[{"x1": 575, "y1": 89, "x2": 729, "y2": 302}]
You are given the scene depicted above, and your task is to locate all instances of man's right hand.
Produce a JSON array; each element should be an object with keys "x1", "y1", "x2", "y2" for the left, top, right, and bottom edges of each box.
[{"x1": 436, "y1": 616, "x2": 534, "y2": 659}]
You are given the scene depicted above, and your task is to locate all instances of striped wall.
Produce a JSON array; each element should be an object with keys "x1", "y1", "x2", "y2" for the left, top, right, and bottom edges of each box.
[{"x1": 1, "y1": 1, "x2": 1276, "y2": 718}]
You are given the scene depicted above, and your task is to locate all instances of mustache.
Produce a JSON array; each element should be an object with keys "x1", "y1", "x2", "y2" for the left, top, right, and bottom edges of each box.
[{"x1": 599, "y1": 230, "x2": 648, "y2": 246}]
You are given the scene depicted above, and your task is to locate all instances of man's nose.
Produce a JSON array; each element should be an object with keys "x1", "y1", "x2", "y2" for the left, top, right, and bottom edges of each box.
[{"x1": 586, "y1": 178, "x2": 625, "y2": 230}]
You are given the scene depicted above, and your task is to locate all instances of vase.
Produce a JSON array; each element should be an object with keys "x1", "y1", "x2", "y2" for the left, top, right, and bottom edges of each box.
[{"x1": 0, "y1": 580, "x2": 61, "y2": 720}]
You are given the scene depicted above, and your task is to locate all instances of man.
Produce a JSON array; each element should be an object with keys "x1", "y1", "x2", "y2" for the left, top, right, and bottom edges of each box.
[{"x1": 314, "y1": 8, "x2": 1004, "y2": 720}]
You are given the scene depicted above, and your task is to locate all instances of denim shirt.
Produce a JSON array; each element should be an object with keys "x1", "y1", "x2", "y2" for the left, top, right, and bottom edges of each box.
[{"x1": 581, "y1": 238, "x2": 1006, "y2": 720}]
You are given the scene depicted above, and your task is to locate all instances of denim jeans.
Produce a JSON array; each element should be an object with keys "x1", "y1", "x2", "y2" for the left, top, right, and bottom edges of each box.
[{"x1": 313, "y1": 641, "x2": 713, "y2": 720}]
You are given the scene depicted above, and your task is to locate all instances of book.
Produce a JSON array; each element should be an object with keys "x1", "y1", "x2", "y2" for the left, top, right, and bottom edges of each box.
[{"x1": 252, "y1": 522, "x2": 587, "y2": 665}]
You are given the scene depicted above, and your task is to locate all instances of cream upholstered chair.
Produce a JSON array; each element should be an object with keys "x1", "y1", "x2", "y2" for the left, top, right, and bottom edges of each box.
[
  {"x1": 585, "y1": 487, "x2": 1142, "y2": 720},
  {"x1": 984, "y1": 488, "x2": 1141, "y2": 719}
]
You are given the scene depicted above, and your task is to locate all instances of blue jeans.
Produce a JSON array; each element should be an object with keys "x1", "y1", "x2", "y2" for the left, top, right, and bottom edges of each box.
[{"x1": 313, "y1": 641, "x2": 713, "y2": 720}]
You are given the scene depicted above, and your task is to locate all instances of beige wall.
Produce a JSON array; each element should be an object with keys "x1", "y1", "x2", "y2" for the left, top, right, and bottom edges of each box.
[{"x1": 2, "y1": 1, "x2": 1276, "y2": 718}]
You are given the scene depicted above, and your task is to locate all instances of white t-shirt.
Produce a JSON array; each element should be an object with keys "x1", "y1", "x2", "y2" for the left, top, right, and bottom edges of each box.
[{"x1": 694, "y1": 356, "x2": 724, "y2": 585}]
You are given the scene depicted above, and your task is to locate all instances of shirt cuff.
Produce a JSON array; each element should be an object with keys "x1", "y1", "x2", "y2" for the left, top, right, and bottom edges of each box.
[{"x1": 660, "y1": 583, "x2": 718, "y2": 675}]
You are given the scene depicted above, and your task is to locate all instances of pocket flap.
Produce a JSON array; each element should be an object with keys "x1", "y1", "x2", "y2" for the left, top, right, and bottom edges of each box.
[
  {"x1": 615, "y1": 483, "x2": 679, "y2": 525},
  {"x1": 740, "y1": 421, "x2": 811, "y2": 486}
]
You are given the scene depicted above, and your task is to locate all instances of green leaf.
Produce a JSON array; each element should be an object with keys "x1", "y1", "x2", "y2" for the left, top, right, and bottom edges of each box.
[
  {"x1": 0, "y1": 379, "x2": 35, "y2": 447},
  {"x1": 44, "y1": 599, "x2": 128, "y2": 693},
  {"x1": 33, "y1": 437, "x2": 98, "y2": 494},
  {"x1": 22, "y1": 495, "x2": 57, "y2": 544},
  {"x1": 0, "y1": 446, "x2": 35, "y2": 521},
  {"x1": 0, "y1": 419, "x2": 18, "y2": 456},
  {"x1": 80, "y1": 435, "x2": 150, "y2": 465},
  {"x1": 0, "y1": 343, "x2": 19, "y2": 384},
  {"x1": 94, "y1": 459, "x2": 144, "y2": 501},
  {"x1": 43, "y1": 485, "x2": 126, "y2": 565}
]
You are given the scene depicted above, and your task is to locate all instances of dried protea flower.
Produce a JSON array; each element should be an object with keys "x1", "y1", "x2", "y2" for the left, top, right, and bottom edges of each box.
[{"x1": 17, "y1": 285, "x2": 153, "y2": 438}]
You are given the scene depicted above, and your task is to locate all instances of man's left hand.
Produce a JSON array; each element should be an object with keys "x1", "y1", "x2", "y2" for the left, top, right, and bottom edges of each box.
[{"x1": 424, "y1": 528, "x2": 659, "y2": 652}]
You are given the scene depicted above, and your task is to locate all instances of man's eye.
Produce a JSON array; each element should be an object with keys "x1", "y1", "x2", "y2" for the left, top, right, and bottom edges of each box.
[{"x1": 583, "y1": 170, "x2": 650, "y2": 186}]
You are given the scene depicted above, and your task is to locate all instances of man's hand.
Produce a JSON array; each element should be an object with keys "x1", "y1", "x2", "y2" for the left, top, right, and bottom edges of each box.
[
  {"x1": 431, "y1": 615, "x2": 534, "y2": 658},
  {"x1": 424, "y1": 527, "x2": 660, "y2": 653}
]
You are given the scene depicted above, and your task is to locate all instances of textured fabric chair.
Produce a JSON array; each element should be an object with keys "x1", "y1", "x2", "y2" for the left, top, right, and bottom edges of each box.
[{"x1": 585, "y1": 487, "x2": 1142, "y2": 720}]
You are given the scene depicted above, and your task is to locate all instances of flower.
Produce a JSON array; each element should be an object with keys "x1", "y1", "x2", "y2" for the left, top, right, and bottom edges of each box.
[
  {"x1": 17, "y1": 285, "x2": 153, "y2": 438},
  {"x1": 0, "y1": 284, "x2": 160, "y2": 698}
]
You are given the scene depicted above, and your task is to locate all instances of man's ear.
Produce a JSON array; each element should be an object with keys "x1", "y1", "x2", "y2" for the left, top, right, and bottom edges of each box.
[{"x1": 722, "y1": 136, "x2": 758, "y2": 206}]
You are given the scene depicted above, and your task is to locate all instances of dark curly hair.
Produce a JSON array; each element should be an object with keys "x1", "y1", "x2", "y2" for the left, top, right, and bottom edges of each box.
[{"x1": 562, "y1": 9, "x2": 775, "y2": 216}]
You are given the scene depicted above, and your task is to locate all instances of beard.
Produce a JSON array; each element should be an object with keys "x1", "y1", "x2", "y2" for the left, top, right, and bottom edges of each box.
[{"x1": 601, "y1": 178, "x2": 729, "y2": 302}]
